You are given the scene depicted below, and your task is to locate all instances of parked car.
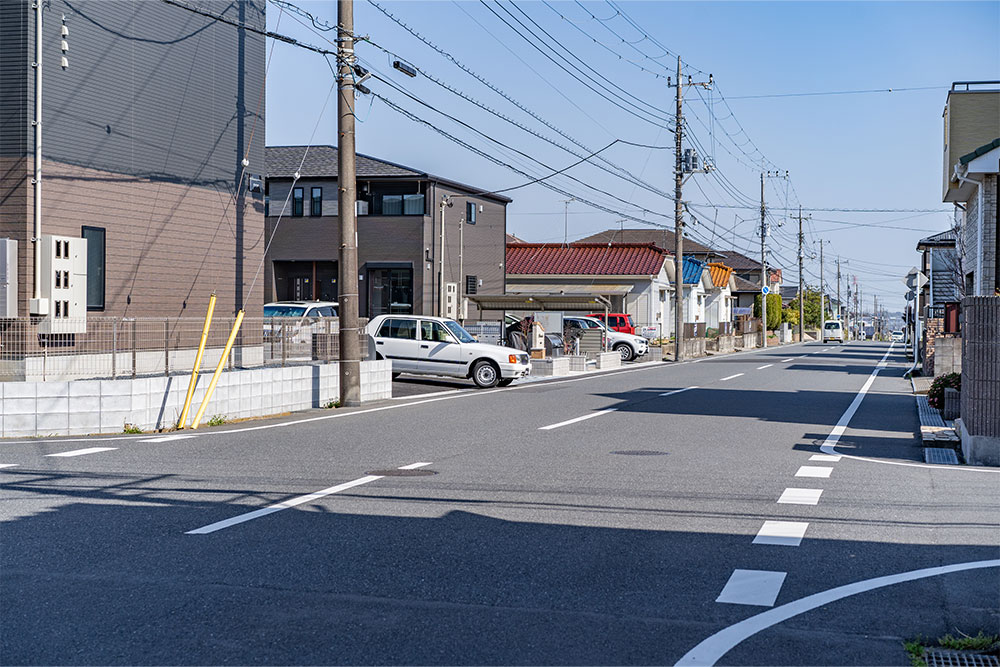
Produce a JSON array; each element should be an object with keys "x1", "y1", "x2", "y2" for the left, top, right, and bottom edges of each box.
[
  {"x1": 263, "y1": 301, "x2": 339, "y2": 349},
  {"x1": 891, "y1": 330, "x2": 905, "y2": 342},
  {"x1": 367, "y1": 314, "x2": 531, "y2": 388},
  {"x1": 822, "y1": 320, "x2": 845, "y2": 343},
  {"x1": 565, "y1": 315, "x2": 648, "y2": 361},
  {"x1": 587, "y1": 312, "x2": 636, "y2": 335}
]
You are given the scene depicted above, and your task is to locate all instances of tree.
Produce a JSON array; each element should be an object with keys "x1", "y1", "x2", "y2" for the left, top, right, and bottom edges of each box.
[
  {"x1": 782, "y1": 306, "x2": 799, "y2": 327},
  {"x1": 788, "y1": 288, "x2": 824, "y2": 329},
  {"x1": 753, "y1": 292, "x2": 782, "y2": 330}
]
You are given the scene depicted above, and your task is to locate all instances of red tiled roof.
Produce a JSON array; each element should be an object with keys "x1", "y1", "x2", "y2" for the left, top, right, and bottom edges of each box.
[{"x1": 506, "y1": 243, "x2": 667, "y2": 276}]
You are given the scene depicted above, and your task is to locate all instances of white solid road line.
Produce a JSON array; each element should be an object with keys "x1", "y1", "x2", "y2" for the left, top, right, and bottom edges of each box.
[
  {"x1": 756, "y1": 364, "x2": 773, "y2": 370},
  {"x1": 390, "y1": 389, "x2": 464, "y2": 400},
  {"x1": 716, "y1": 569, "x2": 787, "y2": 607},
  {"x1": 753, "y1": 521, "x2": 809, "y2": 547},
  {"x1": 45, "y1": 447, "x2": 117, "y2": 458},
  {"x1": 660, "y1": 386, "x2": 698, "y2": 397},
  {"x1": 538, "y1": 408, "x2": 616, "y2": 431},
  {"x1": 795, "y1": 466, "x2": 833, "y2": 478},
  {"x1": 777, "y1": 488, "x2": 823, "y2": 505},
  {"x1": 809, "y1": 454, "x2": 842, "y2": 462},
  {"x1": 677, "y1": 559, "x2": 1000, "y2": 666},
  {"x1": 139, "y1": 434, "x2": 197, "y2": 443},
  {"x1": 719, "y1": 373, "x2": 744, "y2": 381},
  {"x1": 186, "y1": 461, "x2": 433, "y2": 534}
]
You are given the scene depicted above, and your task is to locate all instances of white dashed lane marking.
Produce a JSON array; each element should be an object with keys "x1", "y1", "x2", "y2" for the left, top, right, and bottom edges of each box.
[
  {"x1": 756, "y1": 364, "x2": 773, "y2": 370},
  {"x1": 45, "y1": 447, "x2": 117, "y2": 458},
  {"x1": 660, "y1": 386, "x2": 698, "y2": 397},
  {"x1": 0, "y1": 464, "x2": 20, "y2": 469},
  {"x1": 777, "y1": 488, "x2": 823, "y2": 505},
  {"x1": 720, "y1": 373, "x2": 744, "y2": 381},
  {"x1": 795, "y1": 466, "x2": 833, "y2": 478},
  {"x1": 809, "y1": 454, "x2": 841, "y2": 462},
  {"x1": 781, "y1": 358, "x2": 794, "y2": 362},
  {"x1": 716, "y1": 569, "x2": 787, "y2": 606},
  {"x1": 538, "y1": 409, "x2": 616, "y2": 431},
  {"x1": 753, "y1": 521, "x2": 809, "y2": 547}
]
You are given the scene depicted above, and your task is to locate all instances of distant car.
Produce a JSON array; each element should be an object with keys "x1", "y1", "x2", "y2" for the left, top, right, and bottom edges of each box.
[
  {"x1": 565, "y1": 315, "x2": 648, "y2": 361},
  {"x1": 891, "y1": 330, "x2": 904, "y2": 342},
  {"x1": 822, "y1": 320, "x2": 845, "y2": 343},
  {"x1": 367, "y1": 314, "x2": 531, "y2": 388},
  {"x1": 587, "y1": 312, "x2": 636, "y2": 335},
  {"x1": 263, "y1": 301, "x2": 339, "y2": 347}
]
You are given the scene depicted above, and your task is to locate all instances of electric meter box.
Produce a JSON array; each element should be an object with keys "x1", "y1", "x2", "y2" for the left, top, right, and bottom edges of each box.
[{"x1": 38, "y1": 234, "x2": 87, "y2": 334}]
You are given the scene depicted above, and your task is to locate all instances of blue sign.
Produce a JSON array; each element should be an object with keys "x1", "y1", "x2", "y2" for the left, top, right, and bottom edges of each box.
[{"x1": 761, "y1": 286, "x2": 770, "y2": 295}]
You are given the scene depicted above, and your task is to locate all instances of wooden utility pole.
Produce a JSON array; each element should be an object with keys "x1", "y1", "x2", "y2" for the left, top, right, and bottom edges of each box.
[{"x1": 337, "y1": 0, "x2": 361, "y2": 407}]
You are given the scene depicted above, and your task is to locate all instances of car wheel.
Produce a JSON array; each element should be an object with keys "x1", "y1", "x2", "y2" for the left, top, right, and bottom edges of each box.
[
  {"x1": 614, "y1": 343, "x2": 634, "y2": 362},
  {"x1": 497, "y1": 378, "x2": 514, "y2": 387},
  {"x1": 471, "y1": 360, "x2": 500, "y2": 388}
]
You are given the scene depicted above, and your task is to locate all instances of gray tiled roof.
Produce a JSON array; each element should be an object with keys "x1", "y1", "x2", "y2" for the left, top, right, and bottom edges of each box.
[
  {"x1": 732, "y1": 275, "x2": 761, "y2": 292},
  {"x1": 267, "y1": 145, "x2": 422, "y2": 179},
  {"x1": 720, "y1": 250, "x2": 762, "y2": 271}
]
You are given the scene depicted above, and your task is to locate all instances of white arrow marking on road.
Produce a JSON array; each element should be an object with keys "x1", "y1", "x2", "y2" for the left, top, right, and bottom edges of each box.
[
  {"x1": 677, "y1": 559, "x2": 1000, "y2": 666},
  {"x1": 139, "y1": 434, "x2": 198, "y2": 443},
  {"x1": 795, "y1": 466, "x2": 833, "y2": 478},
  {"x1": 716, "y1": 569, "x2": 787, "y2": 606},
  {"x1": 777, "y1": 488, "x2": 823, "y2": 505},
  {"x1": 753, "y1": 521, "x2": 809, "y2": 547},
  {"x1": 46, "y1": 447, "x2": 117, "y2": 458}
]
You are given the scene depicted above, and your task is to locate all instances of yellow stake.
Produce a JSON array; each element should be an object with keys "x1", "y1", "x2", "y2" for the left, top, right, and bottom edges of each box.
[
  {"x1": 179, "y1": 293, "x2": 216, "y2": 429},
  {"x1": 191, "y1": 309, "x2": 245, "y2": 430}
]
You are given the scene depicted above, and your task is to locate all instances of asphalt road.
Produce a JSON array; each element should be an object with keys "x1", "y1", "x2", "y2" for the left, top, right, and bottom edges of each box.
[{"x1": 2, "y1": 341, "x2": 998, "y2": 665}]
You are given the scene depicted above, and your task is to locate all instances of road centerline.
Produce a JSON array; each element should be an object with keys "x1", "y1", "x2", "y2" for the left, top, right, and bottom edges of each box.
[
  {"x1": 45, "y1": 447, "x2": 117, "y2": 458},
  {"x1": 795, "y1": 466, "x2": 833, "y2": 478},
  {"x1": 777, "y1": 488, "x2": 823, "y2": 505},
  {"x1": 719, "y1": 373, "x2": 744, "y2": 381},
  {"x1": 538, "y1": 408, "x2": 616, "y2": 431},
  {"x1": 756, "y1": 364, "x2": 773, "y2": 370}
]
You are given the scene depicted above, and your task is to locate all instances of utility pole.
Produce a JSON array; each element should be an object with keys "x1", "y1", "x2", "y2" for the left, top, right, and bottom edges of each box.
[
  {"x1": 672, "y1": 56, "x2": 685, "y2": 361},
  {"x1": 438, "y1": 196, "x2": 449, "y2": 317},
  {"x1": 792, "y1": 206, "x2": 809, "y2": 343},
  {"x1": 667, "y1": 58, "x2": 711, "y2": 361},
  {"x1": 836, "y1": 257, "x2": 842, "y2": 321},
  {"x1": 337, "y1": 0, "x2": 361, "y2": 407},
  {"x1": 760, "y1": 173, "x2": 768, "y2": 348},
  {"x1": 818, "y1": 240, "x2": 825, "y2": 324}
]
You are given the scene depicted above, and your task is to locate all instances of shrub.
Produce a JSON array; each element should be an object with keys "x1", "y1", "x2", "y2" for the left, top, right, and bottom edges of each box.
[{"x1": 927, "y1": 372, "x2": 960, "y2": 410}]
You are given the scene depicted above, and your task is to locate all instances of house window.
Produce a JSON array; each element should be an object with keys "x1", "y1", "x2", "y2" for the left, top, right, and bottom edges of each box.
[
  {"x1": 81, "y1": 226, "x2": 105, "y2": 311},
  {"x1": 310, "y1": 187, "x2": 322, "y2": 216},
  {"x1": 465, "y1": 275, "x2": 478, "y2": 295},
  {"x1": 466, "y1": 201, "x2": 477, "y2": 224},
  {"x1": 292, "y1": 187, "x2": 304, "y2": 217},
  {"x1": 372, "y1": 193, "x2": 424, "y2": 216}
]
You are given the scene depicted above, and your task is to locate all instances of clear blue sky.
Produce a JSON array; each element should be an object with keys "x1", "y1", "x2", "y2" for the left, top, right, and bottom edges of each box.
[{"x1": 265, "y1": 1, "x2": 1000, "y2": 312}]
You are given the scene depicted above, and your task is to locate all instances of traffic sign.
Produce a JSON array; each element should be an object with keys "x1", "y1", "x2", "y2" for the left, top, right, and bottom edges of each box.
[
  {"x1": 903, "y1": 268, "x2": 928, "y2": 290},
  {"x1": 761, "y1": 286, "x2": 770, "y2": 295}
]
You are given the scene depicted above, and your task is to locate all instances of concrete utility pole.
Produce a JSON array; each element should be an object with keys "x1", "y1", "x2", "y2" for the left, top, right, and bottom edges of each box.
[
  {"x1": 836, "y1": 257, "x2": 842, "y2": 320},
  {"x1": 667, "y1": 58, "x2": 711, "y2": 361},
  {"x1": 337, "y1": 0, "x2": 361, "y2": 407},
  {"x1": 819, "y1": 240, "x2": 825, "y2": 324},
  {"x1": 792, "y1": 206, "x2": 809, "y2": 343},
  {"x1": 672, "y1": 56, "x2": 685, "y2": 361},
  {"x1": 760, "y1": 173, "x2": 768, "y2": 347}
]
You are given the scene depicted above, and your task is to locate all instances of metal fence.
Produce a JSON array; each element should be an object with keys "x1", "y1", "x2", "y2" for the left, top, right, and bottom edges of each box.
[{"x1": 0, "y1": 316, "x2": 368, "y2": 382}]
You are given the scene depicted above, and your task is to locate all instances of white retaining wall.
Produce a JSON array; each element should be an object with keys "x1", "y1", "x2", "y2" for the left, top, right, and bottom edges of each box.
[{"x1": 0, "y1": 360, "x2": 392, "y2": 438}]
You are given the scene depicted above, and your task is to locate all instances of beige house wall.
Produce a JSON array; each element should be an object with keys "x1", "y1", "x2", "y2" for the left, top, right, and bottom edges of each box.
[{"x1": 943, "y1": 90, "x2": 1000, "y2": 198}]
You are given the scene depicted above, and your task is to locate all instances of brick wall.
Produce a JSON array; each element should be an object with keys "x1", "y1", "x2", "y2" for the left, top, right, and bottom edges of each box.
[
  {"x1": 923, "y1": 317, "x2": 944, "y2": 375},
  {"x1": 961, "y1": 296, "x2": 1000, "y2": 437},
  {"x1": 981, "y1": 174, "x2": 998, "y2": 294}
]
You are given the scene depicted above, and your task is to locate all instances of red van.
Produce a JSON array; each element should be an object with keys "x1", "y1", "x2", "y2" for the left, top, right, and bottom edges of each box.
[{"x1": 587, "y1": 312, "x2": 636, "y2": 335}]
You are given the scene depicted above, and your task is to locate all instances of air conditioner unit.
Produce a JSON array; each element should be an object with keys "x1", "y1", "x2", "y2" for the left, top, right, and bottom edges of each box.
[
  {"x1": 0, "y1": 238, "x2": 17, "y2": 318},
  {"x1": 444, "y1": 282, "x2": 458, "y2": 319},
  {"x1": 38, "y1": 234, "x2": 87, "y2": 334},
  {"x1": 356, "y1": 200, "x2": 369, "y2": 216}
]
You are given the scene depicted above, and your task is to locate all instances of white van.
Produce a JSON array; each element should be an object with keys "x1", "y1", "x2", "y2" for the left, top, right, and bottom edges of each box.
[{"x1": 823, "y1": 320, "x2": 845, "y2": 343}]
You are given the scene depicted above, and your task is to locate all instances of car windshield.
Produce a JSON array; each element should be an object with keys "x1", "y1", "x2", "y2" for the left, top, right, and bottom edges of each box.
[
  {"x1": 442, "y1": 320, "x2": 477, "y2": 344},
  {"x1": 264, "y1": 305, "x2": 306, "y2": 317},
  {"x1": 625, "y1": 315, "x2": 635, "y2": 326}
]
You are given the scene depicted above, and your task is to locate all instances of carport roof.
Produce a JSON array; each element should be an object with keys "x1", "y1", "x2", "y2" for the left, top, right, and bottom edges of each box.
[{"x1": 467, "y1": 292, "x2": 614, "y2": 311}]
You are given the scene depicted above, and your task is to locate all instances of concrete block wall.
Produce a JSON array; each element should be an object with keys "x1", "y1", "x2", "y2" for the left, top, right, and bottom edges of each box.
[
  {"x1": 961, "y1": 296, "x2": 1000, "y2": 438},
  {"x1": 530, "y1": 358, "x2": 570, "y2": 377},
  {"x1": 933, "y1": 336, "x2": 962, "y2": 377},
  {"x1": 0, "y1": 360, "x2": 392, "y2": 438},
  {"x1": 595, "y1": 352, "x2": 621, "y2": 369}
]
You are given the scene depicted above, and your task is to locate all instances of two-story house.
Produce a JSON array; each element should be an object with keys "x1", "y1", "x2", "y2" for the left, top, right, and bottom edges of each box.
[{"x1": 263, "y1": 146, "x2": 510, "y2": 319}]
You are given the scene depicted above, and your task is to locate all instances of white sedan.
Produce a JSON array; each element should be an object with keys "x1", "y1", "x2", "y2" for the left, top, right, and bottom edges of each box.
[{"x1": 367, "y1": 315, "x2": 531, "y2": 388}]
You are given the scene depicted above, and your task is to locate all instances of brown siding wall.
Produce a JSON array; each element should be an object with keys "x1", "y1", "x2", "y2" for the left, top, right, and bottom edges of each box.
[{"x1": 961, "y1": 296, "x2": 1000, "y2": 437}]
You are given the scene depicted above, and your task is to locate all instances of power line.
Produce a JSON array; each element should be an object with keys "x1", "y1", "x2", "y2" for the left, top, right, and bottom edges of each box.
[{"x1": 725, "y1": 85, "x2": 946, "y2": 100}]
